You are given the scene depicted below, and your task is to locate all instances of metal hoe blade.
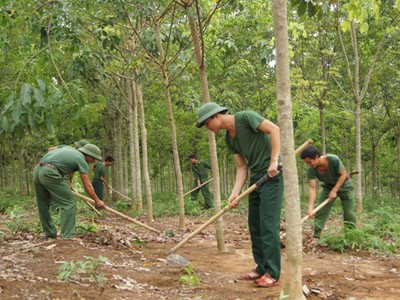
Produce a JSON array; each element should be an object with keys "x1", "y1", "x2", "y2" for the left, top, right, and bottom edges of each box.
[{"x1": 166, "y1": 254, "x2": 191, "y2": 267}]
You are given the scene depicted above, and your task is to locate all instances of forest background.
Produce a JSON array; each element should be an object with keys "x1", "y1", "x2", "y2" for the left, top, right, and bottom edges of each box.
[{"x1": 1, "y1": 0, "x2": 399, "y2": 220}]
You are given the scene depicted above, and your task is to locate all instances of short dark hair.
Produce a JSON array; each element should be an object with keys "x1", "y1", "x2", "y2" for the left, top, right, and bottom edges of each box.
[
  {"x1": 105, "y1": 156, "x2": 115, "y2": 162},
  {"x1": 300, "y1": 146, "x2": 321, "y2": 159},
  {"x1": 188, "y1": 154, "x2": 198, "y2": 159}
]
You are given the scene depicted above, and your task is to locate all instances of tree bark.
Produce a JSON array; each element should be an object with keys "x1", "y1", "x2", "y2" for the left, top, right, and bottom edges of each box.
[
  {"x1": 273, "y1": 0, "x2": 305, "y2": 299},
  {"x1": 154, "y1": 18, "x2": 186, "y2": 229},
  {"x1": 136, "y1": 80, "x2": 154, "y2": 222},
  {"x1": 131, "y1": 80, "x2": 143, "y2": 211},
  {"x1": 127, "y1": 78, "x2": 137, "y2": 208},
  {"x1": 186, "y1": 3, "x2": 227, "y2": 253},
  {"x1": 114, "y1": 99, "x2": 124, "y2": 201}
]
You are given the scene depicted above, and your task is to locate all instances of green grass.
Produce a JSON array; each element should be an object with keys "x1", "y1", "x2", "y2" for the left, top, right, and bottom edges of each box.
[
  {"x1": 319, "y1": 195, "x2": 400, "y2": 255},
  {"x1": 1, "y1": 191, "x2": 398, "y2": 256}
]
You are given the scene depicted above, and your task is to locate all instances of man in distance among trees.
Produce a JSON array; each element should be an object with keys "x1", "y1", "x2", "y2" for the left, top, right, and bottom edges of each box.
[
  {"x1": 92, "y1": 155, "x2": 115, "y2": 200},
  {"x1": 196, "y1": 102, "x2": 283, "y2": 288},
  {"x1": 300, "y1": 145, "x2": 357, "y2": 247},
  {"x1": 188, "y1": 154, "x2": 213, "y2": 209}
]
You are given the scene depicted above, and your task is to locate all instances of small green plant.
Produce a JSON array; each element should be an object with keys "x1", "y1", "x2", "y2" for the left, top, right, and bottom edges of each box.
[
  {"x1": 4, "y1": 206, "x2": 42, "y2": 236},
  {"x1": 77, "y1": 217, "x2": 100, "y2": 234},
  {"x1": 165, "y1": 230, "x2": 175, "y2": 237},
  {"x1": 275, "y1": 290, "x2": 290, "y2": 300},
  {"x1": 179, "y1": 264, "x2": 200, "y2": 286},
  {"x1": 115, "y1": 200, "x2": 131, "y2": 211},
  {"x1": 57, "y1": 255, "x2": 109, "y2": 290},
  {"x1": 133, "y1": 236, "x2": 148, "y2": 248}
]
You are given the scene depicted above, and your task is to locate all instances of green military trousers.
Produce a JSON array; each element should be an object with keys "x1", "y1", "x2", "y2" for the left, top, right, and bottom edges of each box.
[
  {"x1": 248, "y1": 171, "x2": 284, "y2": 280},
  {"x1": 92, "y1": 179, "x2": 104, "y2": 200},
  {"x1": 33, "y1": 164, "x2": 77, "y2": 239},
  {"x1": 313, "y1": 187, "x2": 357, "y2": 238},
  {"x1": 191, "y1": 179, "x2": 213, "y2": 209}
]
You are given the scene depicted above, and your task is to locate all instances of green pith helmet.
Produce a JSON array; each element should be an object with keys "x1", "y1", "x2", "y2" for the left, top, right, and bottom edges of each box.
[
  {"x1": 78, "y1": 144, "x2": 102, "y2": 161},
  {"x1": 74, "y1": 139, "x2": 90, "y2": 148},
  {"x1": 196, "y1": 102, "x2": 228, "y2": 128}
]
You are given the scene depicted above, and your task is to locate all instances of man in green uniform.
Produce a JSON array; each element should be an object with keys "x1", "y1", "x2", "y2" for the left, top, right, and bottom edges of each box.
[
  {"x1": 188, "y1": 154, "x2": 213, "y2": 209},
  {"x1": 301, "y1": 146, "x2": 356, "y2": 247},
  {"x1": 33, "y1": 144, "x2": 105, "y2": 240},
  {"x1": 92, "y1": 156, "x2": 115, "y2": 200},
  {"x1": 196, "y1": 102, "x2": 283, "y2": 288}
]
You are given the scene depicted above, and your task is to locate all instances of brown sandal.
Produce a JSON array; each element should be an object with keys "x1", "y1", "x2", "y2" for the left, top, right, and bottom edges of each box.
[
  {"x1": 255, "y1": 273, "x2": 279, "y2": 288},
  {"x1": 238, "y1": 270, "x2": 262, "y2": 281}
]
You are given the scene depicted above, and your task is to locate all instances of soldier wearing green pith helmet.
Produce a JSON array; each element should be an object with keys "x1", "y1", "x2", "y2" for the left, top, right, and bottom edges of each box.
[
  {"x1": 196, "y1": 102, "x2": 283, "y2": 288},
  {"x1": 33, "y1": 144, "x2": 105, "y2": 240}
]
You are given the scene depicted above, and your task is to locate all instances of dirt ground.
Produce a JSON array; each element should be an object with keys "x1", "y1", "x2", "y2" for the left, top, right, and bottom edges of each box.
[{"x1": 1, "y1": 209, "x2": 399, "y2": 300}]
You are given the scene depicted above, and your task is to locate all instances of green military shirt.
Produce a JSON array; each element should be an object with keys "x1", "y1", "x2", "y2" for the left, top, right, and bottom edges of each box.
[
  {"x1": 191, "y1": 161, "x2": 211, "y2": 181},
  {"x1": 93, "y1": 162, "x2": 106, "y2": 182},
  {"x1": 307, "y1": 154, "x2": 352, "y2": 191},
  {"x1": 40, "y1": 146, "x2": 89, "y2": 176},
  {"x1": 225, "y1": 110, "x2": 278, "y2": 174}
]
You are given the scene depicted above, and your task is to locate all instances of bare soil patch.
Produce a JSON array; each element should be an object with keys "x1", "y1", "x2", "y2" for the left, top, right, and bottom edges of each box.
[{"x1": 1, "y1": 210, "x2": 399, "y2": 300}]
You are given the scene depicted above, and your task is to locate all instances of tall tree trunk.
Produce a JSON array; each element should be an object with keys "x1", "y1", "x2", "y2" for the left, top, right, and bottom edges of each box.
[
  {"x1": 127, "y1": 78, "x2": 138, "y2": 208},
  {"x1": 186, "y1": 3, "x2": 227, "y2": 253},
  {"x1": 273, "y1": 1, "x2": 305, "y2": 299},
  {"x1": 132, "y1": 81, "x2": 143, "y2": 211},
  {"x1": 137, "y1": 80, "x2": 154, "y2": 222},
  {"x1": 338, "y1": 18, "x2": 386, "y2": 211},
  {"x1": 154, "y1": 19, "x2": 185, "y2": 229},
  {"x1": 114, "y1": 100, "x2": 124, "y2": 200}
]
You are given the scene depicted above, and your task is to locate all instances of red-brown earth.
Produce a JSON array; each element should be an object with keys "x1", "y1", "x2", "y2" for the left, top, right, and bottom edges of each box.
[{"x1": 1, "y1": 209, "x2": 399, "y2": 300}]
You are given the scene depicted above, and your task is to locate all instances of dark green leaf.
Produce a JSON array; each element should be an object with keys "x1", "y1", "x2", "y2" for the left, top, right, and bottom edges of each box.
[
  {"x1": 12, "y1": 102, "x2": 22, "y2": 124},
  {"x1": 298, "y1": 1, "x2": 307, "y2": 17},
  {"x1": 20, "y1": 83, "x2": 32, "y2": 105},
  {"x1": 2, "y1": 95, "x2": 14, "y2": 114},
  {"x1": 33, "y1": 88, "x2": 46, "y2": 108},
  {"x1": 308, "y1": 3, "x2": 316, "y2": 17},
  {"x1": 37, "y1": 79, "x2": 46, "y2": 91}
]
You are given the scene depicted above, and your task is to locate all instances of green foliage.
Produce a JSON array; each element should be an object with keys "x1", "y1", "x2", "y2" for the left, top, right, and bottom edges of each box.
[
  {"x1": 3, "y1": 204, "x2": 41, "y2": 236},
  {"x1": 151, "y1": 191, "x2": 215, "y2": 217},
  {"x1": 114, "y1": 200, "x2": 131, "y2": 212},
  {"x1": 133, "y1": 236, "x2": 148, "y2": 248},
  {"x1": 179, "y1": 264, "x2": 200, "y2": 286},
  {"x1": 77, "y1": 217, "x2": 100, "y2": 234},
  {"x1": 57, "y1": 255, "x2": 109, "y2": 290},
  {"x1": 275, "y1": 290, "x2": 290, "y2": 300},
  {"x1": 320, "y1": 202, "x2": 400, "y2": 255},
  {"x1": 164, "y1": 230, "x2": 175, "y2": 237}
]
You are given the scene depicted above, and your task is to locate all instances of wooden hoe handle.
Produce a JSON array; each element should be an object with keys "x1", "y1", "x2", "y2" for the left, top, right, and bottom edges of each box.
[
  {"x1": 169, "y1": 166, "x2": 282, "y2": 254},
  {"x1": 72, "y1": 191, "x2": 160, "y2": 234}
]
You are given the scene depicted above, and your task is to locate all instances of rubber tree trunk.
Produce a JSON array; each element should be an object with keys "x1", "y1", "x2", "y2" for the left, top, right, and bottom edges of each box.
[
  {"x1": 273, "y1": 0, "x2": 306, "y2": 299},
  {"x1": 114, "y1": 100, "x2": 124, "y2": 201},
  {"x1": 136, "y1": 80, "x2": 154, "y2": 222},
  {"x1": 154, "y1": 18, "x2": 186, "y2": 229},
  {"x1": 187, "y1": 5, "x2": 227, "y2": 253},
  {"x1": 127, "y1": 78, "x2": 138, "y2": 208},
  {"x1": 338, "y1": 18, "x2": 385, "y2": 211},
  {"x1": 131, "y1": 80, "x2": 143, "y2": 211}
]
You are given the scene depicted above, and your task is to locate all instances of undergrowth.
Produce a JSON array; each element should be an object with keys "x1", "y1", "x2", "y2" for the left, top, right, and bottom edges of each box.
[
  {"x1": 1, "y1": 190, "x2": 398, "y2": 256},
  {"x1": 319, "y1": 196, "x2": 400, "y2": 255}
]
